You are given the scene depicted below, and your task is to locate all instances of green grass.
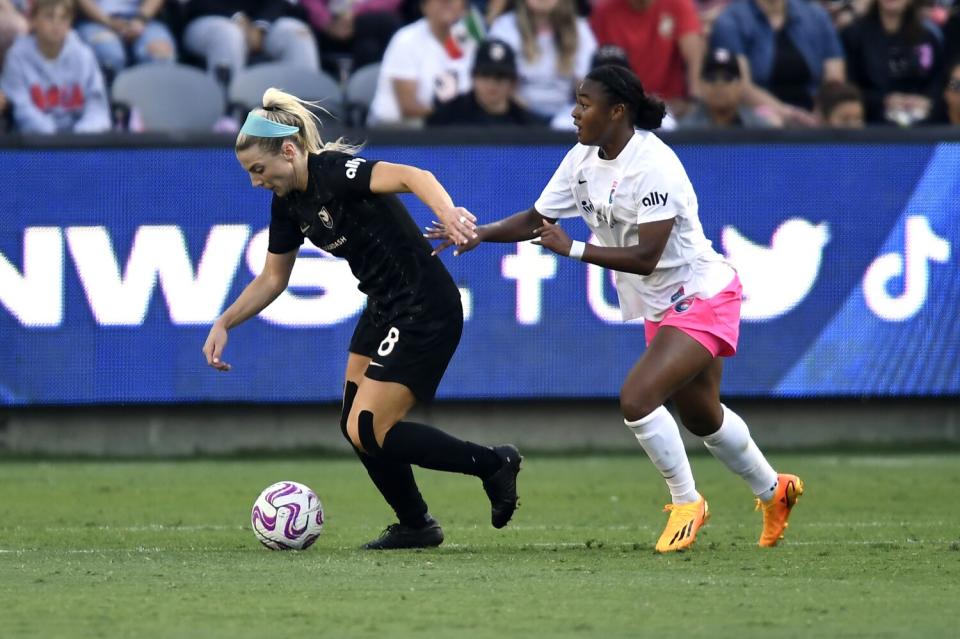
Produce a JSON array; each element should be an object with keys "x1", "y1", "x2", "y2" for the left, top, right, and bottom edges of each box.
[{"x1": 2, "y1": 452, "x2": 958, "y2": 638}]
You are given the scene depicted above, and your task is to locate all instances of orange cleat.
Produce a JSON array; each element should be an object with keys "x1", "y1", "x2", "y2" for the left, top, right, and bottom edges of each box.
[
  {"x1": 655, "y1": 494, "x2": 709, "y2": 553},
  {"x1": 756, "y1": 473, "x2": 804, "y2": 547}
]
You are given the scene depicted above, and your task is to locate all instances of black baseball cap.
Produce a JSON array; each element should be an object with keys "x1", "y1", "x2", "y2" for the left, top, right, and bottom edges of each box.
[
  {"x1": 701, "y1": 48, "x2": 741, "y2": 80},
  {"x1": 473, "y1": 39, "x2": 517, "y2": 79}
]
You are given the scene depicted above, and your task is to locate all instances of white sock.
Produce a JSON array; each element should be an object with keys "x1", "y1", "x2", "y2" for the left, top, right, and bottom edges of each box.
[
  {"x1": 702, "y1": 405, "x2": 779, "y2": 501},
  {"x1": 625, "y1": 406, "x2": 699, "y2": 504}
]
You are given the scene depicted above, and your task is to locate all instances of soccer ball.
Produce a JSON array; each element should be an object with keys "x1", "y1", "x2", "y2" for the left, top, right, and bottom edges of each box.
[{"x1": 251, "y1": 481, "x2": 324, "y2": 550}]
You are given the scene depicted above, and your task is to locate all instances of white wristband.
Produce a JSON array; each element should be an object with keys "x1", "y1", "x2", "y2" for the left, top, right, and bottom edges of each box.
[{"x1": 568, "y1": 240, "x2": 586, "y2": 261}]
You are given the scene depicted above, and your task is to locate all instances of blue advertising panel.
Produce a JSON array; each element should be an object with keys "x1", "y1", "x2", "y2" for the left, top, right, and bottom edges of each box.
[{"x1": 1, "y1": 141, "x2": 958, "y2": 404}]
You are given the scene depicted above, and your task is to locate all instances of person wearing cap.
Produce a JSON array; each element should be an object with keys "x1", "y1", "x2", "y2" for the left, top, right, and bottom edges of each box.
[
  {"x1": 709, "y1": 0, "x2": 845, "y2": 127},
  {"x1": 427, "y1": 38, "x2": 541, "y2": 126},
  {"x1": 679, "y1": 47, "x2": 773, "y2": 128}
]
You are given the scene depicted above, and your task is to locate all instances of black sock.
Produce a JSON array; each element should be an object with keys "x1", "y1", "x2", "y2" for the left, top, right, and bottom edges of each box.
[
  {"x1": 341, "y1": 381, "x2": 431, "y2": 529},
  {"x1": 354, "y1": 451, "x2": 432, "y2": 529},
  {"x1": 380, "y1": 421, "x2": 502, "y2": 478}
]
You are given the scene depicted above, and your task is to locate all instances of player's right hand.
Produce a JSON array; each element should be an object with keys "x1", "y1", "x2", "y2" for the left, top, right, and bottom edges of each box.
[
  {"x1": 436, "y1": 205, "x2": 478, "y2": 247},
  {"x1": 203, "y1": 323, "x2": 232, "y2": 371},
  {"x1": 424, "y1": 221, "x2": 481, "y2": 256}
]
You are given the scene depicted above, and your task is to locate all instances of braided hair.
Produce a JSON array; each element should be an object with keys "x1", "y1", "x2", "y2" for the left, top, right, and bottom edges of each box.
[{"x1": 585, "y1": 65, "x2": 666, "y2": 131}]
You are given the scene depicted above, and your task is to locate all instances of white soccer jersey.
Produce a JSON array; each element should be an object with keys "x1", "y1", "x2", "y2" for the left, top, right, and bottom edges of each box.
[{"x1": 534, "y1": 131, "x2": 733, "y2": 322}]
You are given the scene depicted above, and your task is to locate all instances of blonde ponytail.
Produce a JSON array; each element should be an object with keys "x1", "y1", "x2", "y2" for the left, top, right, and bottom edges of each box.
[{"x1": 235, "y1": 87, "x2": 362, "y2": 155}]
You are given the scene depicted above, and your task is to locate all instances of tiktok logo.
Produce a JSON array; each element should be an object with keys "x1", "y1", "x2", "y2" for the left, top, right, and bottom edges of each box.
[{"x1": 862, "y1": 215, "x2": 951, "y2": 321}]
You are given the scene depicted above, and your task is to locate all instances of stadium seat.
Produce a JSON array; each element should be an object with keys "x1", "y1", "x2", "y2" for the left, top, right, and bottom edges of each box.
[
  {"x1": 229, "y1": 63, "x2": 344, "y2": 125},
  {"x1": 345, "y1": 63, "x2": 380, "y2": 127},
  {"x1": 111, "y1": 63, "x2": 225, "y2": 132}
]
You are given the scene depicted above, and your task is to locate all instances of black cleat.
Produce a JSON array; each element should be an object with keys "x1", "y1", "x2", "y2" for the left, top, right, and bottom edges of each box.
[
  {"x1": 361, "y1": 518, "x2": 444, "y2": 550},
  {"x1": 483, "y1": 444, "x2": 522, "y2": 529}
]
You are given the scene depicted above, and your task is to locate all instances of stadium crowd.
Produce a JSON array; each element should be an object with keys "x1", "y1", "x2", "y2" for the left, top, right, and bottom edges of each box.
[{"x1": 1, "y1": 0, "x2": 959, "y2": 133}]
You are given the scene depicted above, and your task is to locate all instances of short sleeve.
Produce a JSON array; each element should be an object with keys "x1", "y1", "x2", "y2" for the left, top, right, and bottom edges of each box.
[
  {"x1": 267, "y1": 198, "x2": 305, "y2": 254},
  {"x1": 488, "y1": 15, "x2": 521, "y2": 52},
  {"x1": 633, "y1": 161, "x2": 689, "y2": 224},
  {"x1": 322, "y1": 154, "x2": 380, "y2": 197},
  {"x1": 380, "y1": 30, "x2": 420, "y2": 81},
  {"x1": 589, "y1": 3, "x2": 611, "y2": 42},
  {"x1": 674, "y1": 0, "x2": 703, "y2": 37},
  {"x1": 813, "y1": 5, "x2": 844, "y2": 60},
  {"x1": 574, "y1": 19, "x2": 597, "y2": 80},
  {"x1": 533, "y1": 146, "x2": 580, "y2": 220}
]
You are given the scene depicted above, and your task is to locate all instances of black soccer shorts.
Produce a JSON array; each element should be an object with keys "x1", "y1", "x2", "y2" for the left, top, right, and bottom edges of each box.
[{"x1": 348, "y1": 303, "x2": 463, "y2": 403}]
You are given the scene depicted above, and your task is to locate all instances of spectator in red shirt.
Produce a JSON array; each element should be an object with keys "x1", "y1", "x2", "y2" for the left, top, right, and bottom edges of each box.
[{"x1": 590, "y1": 0, "x2": 705, "y2": 113}]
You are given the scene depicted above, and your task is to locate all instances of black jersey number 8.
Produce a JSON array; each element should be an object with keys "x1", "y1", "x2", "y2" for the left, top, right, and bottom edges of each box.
[{"x1": 377, "y1": 327, "x2": 400, "y2": 356}]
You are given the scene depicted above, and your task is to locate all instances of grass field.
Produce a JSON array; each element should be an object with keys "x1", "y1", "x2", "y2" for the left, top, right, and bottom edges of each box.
[{"x1": 2, "y1": 451, "x2": 958, "y2": 638}]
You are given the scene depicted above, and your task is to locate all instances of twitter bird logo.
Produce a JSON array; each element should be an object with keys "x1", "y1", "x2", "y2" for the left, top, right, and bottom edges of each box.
[{"x1": 721, "y1": 218, "x2": 830, "y2": 321}]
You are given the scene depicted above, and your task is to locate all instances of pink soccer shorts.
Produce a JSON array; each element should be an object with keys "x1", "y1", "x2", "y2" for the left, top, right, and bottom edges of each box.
[{"x1": 644, "y1": 274, "x2": 742, "y2": 358}]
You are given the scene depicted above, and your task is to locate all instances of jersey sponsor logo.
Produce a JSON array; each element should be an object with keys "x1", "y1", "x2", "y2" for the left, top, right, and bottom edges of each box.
[
  {"x1": 321, "y1": 236, "x2": 347, "y2": 252},
  {"x1": 299, "y1": 222, "x2": 310, "y2": 235},
  {"x1": 641, "y1": 191, "x2": 669, "y2": 207},
  {"x1": 344, "y1": 158, "x2": 366, "y2": 179},
  {"x1": 317, "y1": 207, "x2": 333, "y2": 228},
  {"x1": 670, "y1": 286, "x2": 685, "y2": 303}
]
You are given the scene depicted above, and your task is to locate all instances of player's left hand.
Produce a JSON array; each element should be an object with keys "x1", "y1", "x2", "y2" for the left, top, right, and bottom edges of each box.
[{"x1": 532, "y1": 220, "x2": 572, "y2": 256}]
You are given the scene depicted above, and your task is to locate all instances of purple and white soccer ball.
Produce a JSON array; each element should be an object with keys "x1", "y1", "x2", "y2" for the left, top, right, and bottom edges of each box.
[{"x1": 251, "y1": 481, "x2": 324, "y2": 550}]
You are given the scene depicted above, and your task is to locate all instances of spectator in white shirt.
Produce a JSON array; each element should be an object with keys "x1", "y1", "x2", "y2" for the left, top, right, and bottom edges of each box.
[
  {"x1": 488, "y1": 0, "x2": 596, "y2": 121},
  {"x1": 367, "y1": 0, "x2": 474, "y2": 126}
]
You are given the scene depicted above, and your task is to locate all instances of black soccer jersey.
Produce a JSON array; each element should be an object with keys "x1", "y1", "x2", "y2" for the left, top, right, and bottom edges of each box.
[{"x1": 267, "y1": 151, "x2": 461, "y2": 326}]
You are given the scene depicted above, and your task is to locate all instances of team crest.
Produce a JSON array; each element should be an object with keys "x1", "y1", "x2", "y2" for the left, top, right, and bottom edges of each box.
[
  {"x1": 608, "y1": 179, "x2": 619, "y2": 204},
  {"x1": 674, "y1": 298, "x2": 693, "y2": 313},
  {"x1": 317, "y1": 207, "x2": 333, "y2": 228},
  {"x1": 658, "y1": 15, "x2": 675, "y2": 38}
]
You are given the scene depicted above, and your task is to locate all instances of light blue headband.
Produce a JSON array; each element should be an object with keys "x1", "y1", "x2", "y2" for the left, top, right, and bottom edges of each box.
[{"x1": 239, "y1": 112, "x2": 300, "y2": 138}]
